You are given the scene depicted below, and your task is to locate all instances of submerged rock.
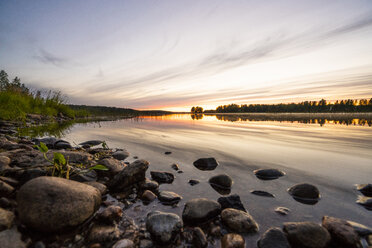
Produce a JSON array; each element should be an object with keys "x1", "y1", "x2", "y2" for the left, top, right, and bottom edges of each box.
[
  {"x1": 150, "y1": 171, "x2": 174, "y2": 184},
  {"x1": 109, "y1": 160, "x2": 149, "y2": 192},
  {"x1": 356, "y1": 184, "x2": 372, "y2": 197},
  {"x1": 322, "y1": 216, "x2": 360, "y2": 248},
  {"x1": 288, "y1": 183, "x2": 320, "y2": 204},
  {"x1": 146, "y1": 211, "x2": 183, "y2": 245},
  {"x1": 221, "y1": 208, "x2": 259, "y2": 233},
  {"x1": 182, "y1": 198, "x2": 221, "y2": 224},
  {"x1": 221, "y1": 233, "x2": 245, "y2": 248},
  {"x1": 253, "y1": 169, "x2": 285, "y2": 180},
  {"x1": 283, "y1": 222, "x2": 331, "y2": 248},
  {"x1": 17, "y1": 176, "x2": 101, "y2": 232},
  {"x1": 257, "y1": 227, "x2": 291, "y2": 248},
  {"x1": 209, "y1": 174, "x2": 233, "y2": 189},
  {"x1": 158, "y1": 191, "x2": 182, "y2": 205},
  {"x1": 250, "y1": 190, "x2": 275, "y2": 197},
  {"x1": 218, "y1": 194, "x2": 246, "y2": 212},
  {"x1": 193, "y1": 158, "x2": 218, "y2": 171}
]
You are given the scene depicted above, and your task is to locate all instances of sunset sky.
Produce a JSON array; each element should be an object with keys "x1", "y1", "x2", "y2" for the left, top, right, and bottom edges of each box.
[{"x1": 1, "y1": 0, "x2": 372, "y2": 111}]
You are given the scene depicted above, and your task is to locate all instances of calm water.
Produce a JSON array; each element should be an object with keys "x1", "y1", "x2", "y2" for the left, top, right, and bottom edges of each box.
[{"x1": 52, "y1": 114, "x2": 372, "y2": 245}]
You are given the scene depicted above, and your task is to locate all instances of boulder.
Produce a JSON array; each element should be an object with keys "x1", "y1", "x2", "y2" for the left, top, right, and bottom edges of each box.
[
  {"x1": 0, "y1": 207, "x2": 14, "y2": 231},
  {"x1": 158, "y1": 191, "x2": 182, "y2": 205},
  {"x1": 150, "y1": 171, "x2": 174, "y2": 184},
  {"x1": 193, "y1": 227, "x2": 207, "y2": 248},
  {"x1": 17, "y1": 176, "x2": 101, "y2": 232},
  {"x1": 221, "y1": 208, "x2": 259, "y2": 233},
  {"x1": 322, "y1": 216, "x2": 360, "y2": 248},
  {"x1": 193, "y1": 158, "x2": 218, "y2": 171},
  {"x1": 209, "y1": 174, "x2": 233, "y2": 189},
  {"x1": 109, "y1": 160, "x2": 149, "y2": 192},
  {"x1": 98, "y1": 158, "x2": 125, "y2": 176},
  {"x1": 257, "y1": 227, "x2": 291, "y2": 248},
  {"x1": 182, "y1": 198, "x2": 221, "y2": 224},
  {"x1": 33, "y1": 137, "x2": 57, "y2": 148},
  {"x1": 283, "y1": 222, "x2": 331, "y2": 248},
  {"x1": 253, "y1": 168, "x2": 285, "y2": 180},
  {"x1": 112, "y1": 150, "x2": 130, "y2": 161},
  {"x1": 79, "y1": 140, "x2": 103, "y2": 147},
  {"x1": 0, "y1": 227, "x2": 27, "y2": 248},
  {"x1": 221, "y1": 233, "x2": 245, "y2": 248},
  {"x1": 218, "y1": 194, "x2": 246, "y2": 212},
  {"x1": 146, "y1": 211, "x2": 183, "y2": 245}
]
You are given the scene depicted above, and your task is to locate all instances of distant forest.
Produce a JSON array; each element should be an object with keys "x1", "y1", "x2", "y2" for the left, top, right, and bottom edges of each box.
[
  {"x1": 69, "y1": 105, "x2": 171, "y2": 116},
  {"x1": 206, "y1": 99, "x2": 372, "y2": 113}
]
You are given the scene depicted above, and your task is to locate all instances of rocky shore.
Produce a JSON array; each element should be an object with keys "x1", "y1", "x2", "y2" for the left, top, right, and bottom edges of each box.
[{"x1": 0, "y1": 120, "x2": 371, "y2": 248}]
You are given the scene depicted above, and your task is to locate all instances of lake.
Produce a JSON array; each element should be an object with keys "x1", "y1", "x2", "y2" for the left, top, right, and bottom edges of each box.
[{"x1": 45, "y1": 114, "x2": 372, "y2": 245}]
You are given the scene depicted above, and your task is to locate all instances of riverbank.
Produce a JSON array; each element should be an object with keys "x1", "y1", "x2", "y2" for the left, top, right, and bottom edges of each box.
[{"x1": 0, "y1": 118, "x2": 372, "y2": 248}]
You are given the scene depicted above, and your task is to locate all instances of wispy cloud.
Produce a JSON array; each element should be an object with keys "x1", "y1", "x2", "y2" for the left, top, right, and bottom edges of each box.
[{"x1": 33, "y1": 49, "x2": 68, "y2": 67}]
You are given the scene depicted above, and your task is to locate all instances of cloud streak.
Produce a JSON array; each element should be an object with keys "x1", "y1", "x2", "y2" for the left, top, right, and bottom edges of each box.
[{"x1": 33, "y1": 49, "x2": 68, "y2": 67}]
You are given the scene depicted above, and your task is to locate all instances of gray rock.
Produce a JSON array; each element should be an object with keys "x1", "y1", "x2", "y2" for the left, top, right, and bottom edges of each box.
[
  {"x1": 109, "y1": 160, "x2": 149, "y2": 192},
  {"x1": 0, "y1": 227, "x2": 26, "y2": 248},
  {"x1": 17, "y1": 176, "x2": 101, "y2": 232},
  {"x1": 254, "y1": 168, "x2": 285, "y2": 180},
  {"x1": 99, "y1": 158, "x2": 125, "y2": 176},
  {"x1": 113, "y1": 239, "x2": 134, "y2": 248},
  {"x1": 158, "y1": 191, "x2": 182, "y2": 205},
  {"x1": 257, "y1": 227, "x2": 291, "y2": 248},
  {"x1": 113, "y1": 150, "x2": 130, "y2": 161},
  {"x1": 34, "y1": 137, "x2": 57, "y2": 148},
  {"x1": 218, "y1": 194, "x2": 246, "y2": 212},
  {"x1": 146, "y1": 211, "x2": 183, "y2": 245},
  {"x1": 209, "y1": 174, "x2": 233, "y2": 189},
  {"x1": 79, "y1": 140, "x2": 103, "y2": 147},
  {"x1": 150, "y1": 171, "x2": 174, "y2": 184},
  {"x1": 193, "y1": 158, "x2": 218, "y2": 171},
  {"x1": 193, "y1": 227, "x2": 208, "y2": 248},
  {"x1": 88, "y1": 225, "x2": 121, "y2": 243},
  {"x1": 0, "y1": 207, "x2": 14, "y2": 231},
  {"x1": 97, "y1": 205, "x2": 123, "y2": 224},
  {"x1": 356, "y1": 184, "x2": 372, "y2": 197},
  {"x1": 283, "y1": 222, "x2": 331, "y2": 248},
  {"x1": 288, "y1": 183, "x2": 320, "y2": 204},
  {"x1": 221, "y1": 233, "x2": 245, "y2": 248},
  {"x1": 84, "y1": 181, "x2": 107, "y2": 195},
  {"x1": 251, "y1": 190, "x2": 275, "y2": 197},
  {"x1": 322, "y1": 216, "x2": 360, "y2": 248},
  {"x1": 347, "y1": 220, "x2": 372, "y2": 236},
  {"x1": 182, "y1": 198, "x2": 221, "y2": 224},
  {"x1": 0, "y1": 180, "x2": 14, "y2": 197},
  {"x1": 221, "y1": 208, "x2": 259, "y2": 233}
]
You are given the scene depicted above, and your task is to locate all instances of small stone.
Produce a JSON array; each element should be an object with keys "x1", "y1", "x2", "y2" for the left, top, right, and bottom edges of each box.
[
  {"x1": 356, "y1": 184, "x2": 372, "y2": 197},
  {"x1": 146, "y1": 211, "x2": 183, "y2": 245},
  {"x1": 221, "y1": 233, "x2": 245, "y2": 248},
  {"x1": 275, "y1": 207, "x2": 290, "y2": 215},
  {"x1": 142, "y1": 190, "x2": 157, "y2": 203},
  {"x1": 251, "y1": 190, "x2": 275, "y2": 197},
  {"x1": 139, "y1": 239, "x2": 153, "y2": 248},
  {"x1": 171, "y1": 164, "x2": 179, "y2": 171},
  {"x1": 79, "y1": 140, "x2": 103, "y2": 147},
  {"x1": 88, "y1": 225, "x2": 121, "y2": 243},
  {"x1": 193, "y1": 158, "x2": 218, "y2": 171},
  {"x1": 158, "y1": 191, "x2": 182, "y2": 205},
  {"x1": 140, "y1": 178, "x2": 159, "y2": 191},
  {"x1": 253, "y1": 168, "x2": 285, "y2": 180},
  {"x1": 322, "y1": 216, "x2": 360, "y2": 248},
  {"x1": 182, "y1": 198, "x2": 221, "y2": 225},
  {"x1": 0, "y1": 207, "x2": 14, "y2": 231},
  {"x1": 0, "y1": 227, "x2": 26, "y2": 248},
  {"x1": 283, "y1": 222, "x2": 331, "y2": 248},
  {"x1": 150, "y1": 171, "x2": 174, "y2": 184},
  {"x1": 53, "y1": 140, "x2": 72, "y2": 149},
  {"x1": 193, "y1": 227, "x2": 207, "y2": 248},
  {"x1": 112, "y1": 239, "x2": 134, "y2": 248},
  {"x1": 209, "y1": 174, "x2": 233, "y2": 189},
  {"x1": 113, "y1": 150, "x2": 130, "y2": 161},
  {"x1": 97, "y1": 205, "x2": 123, "y2": 224},
  {"x1": 177, "y1": 170, "x2": 183, "y2": 173},
  {"x1": 257, "y1": 227, "x2": 291, "y2": 248},
  {"x1": 0, "y1": 180, "x2": 14, "y2": 197},
  {"x1": 164, "y1": 151, "x2": 172, "y2": 155},
  {"x1": 288, "y1": 183, "x2": 320, "y2": 204},
  {"x1": 221, "y1": 208, "x2": 258, "y2": 233},
  {"x1": 84, "y1": 181, "x2": 107, "y2": 195},
  {"x1": 356, "y1": 196, "x2": 372, "y2": 210},
  {"x1": 218, "y1": 194, "x2": 246, "y2": 212},
  {"x1": 188, "y1": 179, "x2": 200, "y2": 186}
]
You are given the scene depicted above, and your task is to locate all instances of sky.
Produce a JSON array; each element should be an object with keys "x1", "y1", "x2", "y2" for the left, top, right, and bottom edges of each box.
[{"x1": 1, "y1": 0, "x2": 372, "y2": 111}]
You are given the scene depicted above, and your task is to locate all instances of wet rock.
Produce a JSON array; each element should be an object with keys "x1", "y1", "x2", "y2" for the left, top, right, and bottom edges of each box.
[
  {"x1": 356, "y1": 184, "x2": 372, "y2": 197},
  {"x1": 221, "y1": 208, "x2": 258, "y2": 233},
  {"x1": 79, "y1": 140, "x2": 103, "y2": 147},
  {"x1": 142, "y1": 190, "x2": 157, "y2": 203},
  {"x1": 218, "y1": 194, "x2": 246, "y2": 212},
  {"x1": 0, "y1": 227, "x2": 27, "y2": 248},
  {"x1": 98, "y1": 158, "x2": 125, "y2": 177},
  {"x1": 0, "y1": 155, "x2": 11, "y2": 171},
  {"x1": 88, "y1": 225, "x2": 121, "y2": 243},
  {"x1": 33, "y1": 137, "x2": 57, "y2": 148},
  {"x1": 110, "y1": 160, "x2": 149, "y2": 192},
  {"x1": 139, "y1": 239, "x2": 153, "y2": 248},
  {"x1": 257, "y1": 227, "x2": 291, "y2": 248},
  {"x1": 0, "y1": 207, "x2": 14, "y2": 231},
  {"x1": 188, "y1": 179, "x2": 200, "y2": 186},
  {"x1": 283, "y1": 222, "x2": 331, "y2": 248},
  {"x1": 182, "y1": 198, "x2": 221, "y2": 224},
  {"x1": 275, "y1": 207, "x2": 290, "y2": 215},
  {"x1": 159, "y1": 191, "x2": 182, "y2": 205},
  {"x1": 150, "y1": 171, "x2": 174, "y2": 184},
  {"x1": 251, "y1": 190, "x2": 275, "y2": 197},
  {"x1": 146, "y1": 211, "x2": 183, "y2": 245},
  {"x1": 97, "y1": 205, "x2": 123, "y2": 224},
  {"x1": 254, "y1": 168, "x2": 285, "y2": 180},
  {"x1": 113, "y1": 150, "x2": 130, "y2": 161},
  {"x1": 112, "y1": 239, "x2": 134, "y2": 248},
  {"x1": 193, "y1": 158, "x2": 218, "y2": 171},
  {"x1": 53, "y1": 140, "x2": 72, "y2": 149},
  {"x1": 164, "y1": 151, "x2": 172, "y2": 155},
  {"x1": 0, "y1": 176, "x2": 19, "y2": 187},
  {"x1": 177, "y1": 170, "x2": 183, "y2": 174},
  {"x1": 70, "y1": 169, "x2": 97, "y2": 182},
  {"x1": 347, "y1": 220, "x2": 372, "y2": 236},
  {"x1": 221, "y1": 233, "x2": 245, "y2": 248},
  {"x1": 171, "y1": 163, "x2": 179, "y2": 171},
  {"x1": 140, "y1": 179, "x2": 159, "y2": 191},
  {"x1": 193, "y1": 227, "x2": 207, "y2": 248},
  {"x1": 322, "y1": 216, "x2": 360, "y2": 248},
  {"x1": 61, "y1": 151, "x2": 93, "y2": 164},
  {"x1": 209, "y1": 174, "x2": 233, "y2": 189},
  {"x1": 84, "y1": 181, "x2": 107, "y2": 195},
  {"x1": 288, "y1": 183, "x2": 320, "y2": 204},
  {"x1": 356, "y1": 196, "x2": 372, "y2": 210},
  {"x1": 17, "y1": 176, "x2": 101, "y2": 232},
  {"x1": 0, "y1": 180, "x2": 14, "y2": 197}
]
